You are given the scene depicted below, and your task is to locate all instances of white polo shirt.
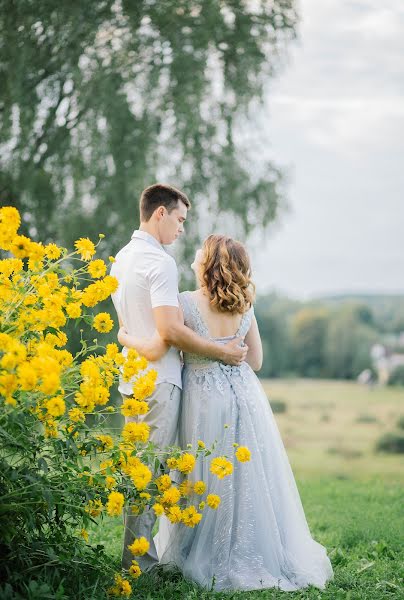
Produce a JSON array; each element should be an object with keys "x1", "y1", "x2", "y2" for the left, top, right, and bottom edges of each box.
[{"x1": 110, "y1": 230, "x2": 182, "y2": 394}]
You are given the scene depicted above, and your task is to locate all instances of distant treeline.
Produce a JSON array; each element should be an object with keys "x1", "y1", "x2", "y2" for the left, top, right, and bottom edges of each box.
[{"x1": 255, "y1": 293, "x2": 404, "y2": 379}]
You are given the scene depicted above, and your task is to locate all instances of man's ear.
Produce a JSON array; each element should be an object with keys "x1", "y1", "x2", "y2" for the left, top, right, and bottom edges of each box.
[{"x1": 155, "y1": 206, "x2": 165, "y2": 220}]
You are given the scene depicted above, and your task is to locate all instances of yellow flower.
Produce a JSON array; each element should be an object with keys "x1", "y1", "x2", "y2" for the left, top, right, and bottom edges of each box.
[
  {"x1": 166, "y1": 505, "x2": 182, "y2": 523},
  {"x1": 45, "y1": 396, "x2": 66, "y2": 417},
  {"x1": 206, "y1": 494, "x2": 221, "y2": 509},
  {"x1": 153, "y1": 503, "x2": 164, "y2": 516},
  {"x1": 210, "y1": 457, "x2": 233, "y2": 479},
  {"x1": 88, "y1": 259, "x2": 107, "y2": 279},
  {"x1": 132, "y1": 371, "x2": 156, "y2": 400},
  {"x1": 45, "y1": 243, "x2": 61, "y2": 260},
  {"x1": 74, "y1": 237, "x2": 95, "y2": 261},
  {"x1": 108, "y1": 574, "x2": 132, "y2": 597},
  {"x1": 197, "y1": 440, "x2": 206, "y2": 449},
  {"x1": 166, "y1": 457, "x2": 178, "y2": 470},
  {"x1": 105, "y1": 476, "x2": 117, "y2": 489},
  {"x1": 39, "y1": 372, "x2": 61, "y2": 395},
  {"x1": 93, "y1": 312, "x2": 114, "y2": 333},
  {"x1": 155, "y1": 474, "x2": 172, "y2": 492},
  {"x1": 10, "y1": 234, "x2": 32, "y2": 258},
  {"x1": 193, "y1": 481, "x2": 206, "y2": 495},
  {"x1": 0, "y1": 206, "x2": 21, "y2": 231},
  {"x1": 96, "y1": 434, "x2": 114, "y2": 451},
  {"x1": 129, "y1": 463, "x2": 152, "y2": 490},
  {"x1": 179, "y1": 479, "x2": 193, "y2": 497},
  {"x1": 177, "y1": 453, "x2": 196, "y2": 474},
  {"x1": 161, "y1": 486, "x2": 181, "y2": 505},
  {"x1": 182, "y1": 506, "x2": 202, "y2": 528},
  {"x1": 85, "y1": 498, "x2": 103, "y2": 517},
  {"x1": 109, "y1": 255, "x2": 116, "y2": 263},
  {"x1": 128, "y1": 560, "x2": 142, "y2": 579},
  {"x1": 106, "y1": 491, "x2": 125, "y2": 517},
  {"x1": 69, "y1": 408, "x2": 86, "y2": 423},
  {"x1": 121, "y1": 397, "x2": 149, "y2": 417},
  {"x1": 122, "y1": 422, "x2": 150, "y2": 444},
  {"x1": 66, "y1": 303, "x2": 82, "y2": 318},
  {"x1": 235, "y1": 446, "x2": 251, "y2": 463},
  {"x1": 128, "y1": 536, "x2": 150, "y2": 556},
  {"x1": 80, "y1": 528, "x2": 89, "y2": 542},
  {"x1": 17, "y1": 363, "x2": 38, "y2": 391}
]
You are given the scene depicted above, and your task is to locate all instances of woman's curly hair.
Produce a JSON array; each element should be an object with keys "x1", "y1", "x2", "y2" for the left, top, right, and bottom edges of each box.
[{"x1": 200, "y1": 234, "x2": 255, "y2": 314}]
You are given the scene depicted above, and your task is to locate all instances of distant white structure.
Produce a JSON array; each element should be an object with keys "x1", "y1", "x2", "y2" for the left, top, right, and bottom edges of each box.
[{"x1": 371, "y1": 334, "x2": 404, "y2": 384}]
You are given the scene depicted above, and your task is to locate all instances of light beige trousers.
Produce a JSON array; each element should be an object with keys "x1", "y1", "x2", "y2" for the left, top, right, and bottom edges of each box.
[{"x1": 121, "y1": 383, "x2": 181, "y2": 571}]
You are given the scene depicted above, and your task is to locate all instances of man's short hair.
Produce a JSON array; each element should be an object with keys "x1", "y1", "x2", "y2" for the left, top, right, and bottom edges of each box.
[{"x1": 139, "y1": 183, "x2": 191, "y2": 222}]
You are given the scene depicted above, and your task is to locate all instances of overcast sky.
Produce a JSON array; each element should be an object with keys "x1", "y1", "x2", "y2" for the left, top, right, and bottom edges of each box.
[{"x1": 251, "y1": 0, "x2": 404, "y2": 299}]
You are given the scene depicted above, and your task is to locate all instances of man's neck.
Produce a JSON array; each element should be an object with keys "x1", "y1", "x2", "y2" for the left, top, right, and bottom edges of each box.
[{"x1": 139, "y1": 222, "x2": 162, "y2": 244}]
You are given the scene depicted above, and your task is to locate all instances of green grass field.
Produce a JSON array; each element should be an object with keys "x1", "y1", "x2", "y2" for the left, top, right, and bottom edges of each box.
[{"x1": 89, "y1": 380, "x2": 404, "y2": 599}]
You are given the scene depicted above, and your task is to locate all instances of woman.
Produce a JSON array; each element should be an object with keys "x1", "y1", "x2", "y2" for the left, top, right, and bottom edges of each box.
[{"x1": 118, "y1": 234, "x2": 333, "y2": 592}]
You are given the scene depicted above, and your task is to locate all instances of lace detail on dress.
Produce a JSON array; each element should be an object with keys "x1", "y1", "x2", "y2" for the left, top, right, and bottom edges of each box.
[{"x1": 179, "y1": 291, "x2": 254, "y2": 393}]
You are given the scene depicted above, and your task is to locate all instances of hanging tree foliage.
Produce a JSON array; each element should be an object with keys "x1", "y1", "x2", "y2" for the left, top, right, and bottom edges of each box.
[{"x1": 0, "y1": 0, "x2": 297, "y2": 274}]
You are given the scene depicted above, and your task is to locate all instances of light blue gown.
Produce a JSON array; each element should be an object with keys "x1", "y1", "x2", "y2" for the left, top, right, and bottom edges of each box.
[{"x1": 156, "y1": 291, "x2": 334, "y2": 592}]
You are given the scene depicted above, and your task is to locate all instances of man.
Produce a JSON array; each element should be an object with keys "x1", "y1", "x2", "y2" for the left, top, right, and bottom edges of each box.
[{"x1": 110, "y1": 183, "x2": 248, "y2": 572}]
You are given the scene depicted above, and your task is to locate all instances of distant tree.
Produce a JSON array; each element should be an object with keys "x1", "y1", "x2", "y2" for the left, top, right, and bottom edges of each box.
[
  {"x1": 290, "y1": 307, "x2": 329, "y2": 377},
  {"x1": 324, "y1": 305, "x2": 377, "y2": 379},
  {"x1": 0, "y1": 0, "x2": 297, "y2": 277},
  {"x1": 255, "y1": 293, "x2": 298, "y2": 377}
]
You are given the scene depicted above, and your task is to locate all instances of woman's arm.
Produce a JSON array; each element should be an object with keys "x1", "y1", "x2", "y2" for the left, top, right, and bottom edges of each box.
[{"x1": 244, "y1": 315, "x2": 263, "y2": 371}]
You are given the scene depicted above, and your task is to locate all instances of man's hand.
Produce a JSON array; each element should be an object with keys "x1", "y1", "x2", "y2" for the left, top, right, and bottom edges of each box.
[{"x1": 219, "y1": 337, "x2": 248, "y2": 366}]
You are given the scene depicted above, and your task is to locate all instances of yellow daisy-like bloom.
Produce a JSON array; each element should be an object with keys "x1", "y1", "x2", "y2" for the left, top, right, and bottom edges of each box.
[
  {"x1": 120, "y1": 397, "x2": 149, "y2": 417},
  {"x1": 179, "y1": 479, "x2": 193, "y2": 497},
  {"x1": 177, "y1": 453, "x2": 196, "y2": 474},
  {"x1": 155, "y1": 474, "x2": 172, "y2": 492},
  {"x1": 10, "y1": 234, "x2": 32, "y2": 258},
  {"x1": 129, "y1": 463, "x2": 152, "y2": 490},
  {"x1": 153, "y1": 503, "x2": 164, "y2": 516},
  {"x1": 161, "y1": 486, "x2": 181, "y2": 505},
  {"x1": 0, "y1": 206, "x2": 21, "y2": 231},
  {"x1": 182, "y1": 506, "x2": 202, "y2": 528},
  {"x1": 45, "y1": 243, "x2": 61, "y2": 260},
  {"x1": 128, "y1": 560, "x2": 142, "y2": 579},
  {"x1": 106, "y1": 491, "x2": 125, "y2": 517},
  {"x1": 128, "y1": 536, "x2": 150, "y2": 556},
  {"x1": 87, "y1": 259, "x2": 107, "y2": 279},
  {"x1": 132, "y1": 371, "x2": 156, "y2": 401},
  {"x1": 210, "y1": 456, "x2": 233, "y2": 479},
  {"x1": 96, "y1": 434, "x2": 114, "y2": 451},
  {"x1": 108, "y1": 574, "x2": 132, "y2": 598},
  {"x1": 105, "y1": 476, "x2": 117, "y2": 489},
  {"x1": 166, "y1": 505, "x2": 182, "y2": 523},
  {"x1": 166, "y1": 457, "x2": 178, "y2": 470},
  {"x1": 80, "y1": 528, "x2": 89, "y2": 542},
  {"x1": 197, "y1": 440, "x2": 206, "y2": 449},
  {"x1": 122, "y1": 421, "x2": 150, "y2": 444},
  {"x1": 85, "y1": 498, "x2": 103, "y2": 517},
  {"x1": 39, "y1": 372, "x2": 61, "y2": 396},
  {"x1": 68, "y1": 407, "x2": 85, "y2": 423},
  {"x1": 74, "y1": 237, "x2": 96, "y2": 261},
  {"x1": 235, "y1": 446, "x2": 251, "y2": 463},
  {"x1": 66, "y1": 303, "x2": 82, "y2": 318},
  {"x1": 109, "y1": 255, "x2": 116, "y2": 263},
  {"x1": 17, "y1": 363, "x2": 38, "y2": 391},
  {"x1": 207, "y1": 494, "x2": 221, "y2": 509},
  {"x1": 45, "y1": 396, "x2": 66, "y2": 417},
  {"x1": 193, "y1": 481, "x2": 206, "y2": 495},
  {"x1": 93, "y1": 312, "x2": 114, "y2": 333}
]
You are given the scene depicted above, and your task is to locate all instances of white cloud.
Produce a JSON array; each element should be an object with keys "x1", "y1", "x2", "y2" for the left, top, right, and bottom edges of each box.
[{"x1": 251, "y1": 0, "x2": 404, "y2": 297}]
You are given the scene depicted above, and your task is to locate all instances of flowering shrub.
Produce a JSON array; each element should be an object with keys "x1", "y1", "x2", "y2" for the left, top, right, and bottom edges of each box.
[{"x1": 0, "y1": 207, "x2": 250, "y2": 598}]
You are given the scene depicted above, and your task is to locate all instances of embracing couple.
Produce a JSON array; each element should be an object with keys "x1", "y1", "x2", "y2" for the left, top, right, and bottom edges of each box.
[{"x1": 111, "y1": 183, "x2": 333, "y2": 592}]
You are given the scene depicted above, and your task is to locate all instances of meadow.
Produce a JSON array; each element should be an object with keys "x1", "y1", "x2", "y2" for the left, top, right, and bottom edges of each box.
[{"x1": 88, "y1": 379, "x2": 404, "y2": 600}]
